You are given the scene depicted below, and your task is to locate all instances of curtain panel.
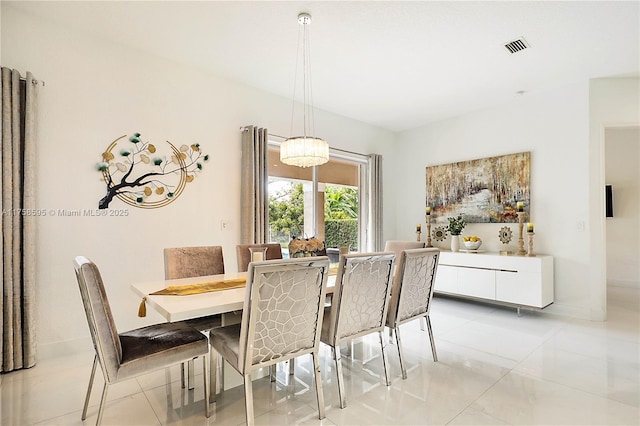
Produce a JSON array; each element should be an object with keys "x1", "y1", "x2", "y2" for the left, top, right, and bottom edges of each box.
[
  {"x1": 240, "y1": 126, "x2": 268, "y2": 244},
  {"x1": 1, "y1": 67, "x2": 38, "y2": 372},
  {"x1": 368, "y1": 154, "x2": 383, "y2": 251}
]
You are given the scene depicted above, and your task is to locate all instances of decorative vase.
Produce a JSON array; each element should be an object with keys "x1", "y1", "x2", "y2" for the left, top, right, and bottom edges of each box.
[{"x1": 451, "y1": 235, "x2": 460, "y2": 252}]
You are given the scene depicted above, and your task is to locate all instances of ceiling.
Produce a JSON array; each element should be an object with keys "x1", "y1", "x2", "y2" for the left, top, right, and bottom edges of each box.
[{"x1": 8, "y1": 1, "x2": 640, "y2": 132}]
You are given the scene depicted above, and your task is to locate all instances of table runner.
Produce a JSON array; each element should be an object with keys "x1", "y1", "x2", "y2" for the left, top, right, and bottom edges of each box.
[{"x1": 138, "y1": 278, "x2": 247, "y2": 317}]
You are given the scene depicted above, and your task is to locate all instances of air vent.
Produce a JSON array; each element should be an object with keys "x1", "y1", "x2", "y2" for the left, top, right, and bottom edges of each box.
[{"x1": 504, "y1": 38, "x2": 530, "y2": 54}]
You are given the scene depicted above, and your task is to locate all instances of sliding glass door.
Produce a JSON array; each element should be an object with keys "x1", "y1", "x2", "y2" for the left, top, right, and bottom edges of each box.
[{"x1": 267, "y1": 140, "x2": 368, "y2": 257}]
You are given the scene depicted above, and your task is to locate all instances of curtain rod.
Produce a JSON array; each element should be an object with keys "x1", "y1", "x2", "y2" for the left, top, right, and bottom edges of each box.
[
  {"x1": 267, "y1": 132, "x2": 367, "y2": 157},
  {"x1": 239, "y1": 127, "x2": 370, "y2": 158},
  {"x1": 19, "y1": 77, "x2": 45, "y2": 86}
]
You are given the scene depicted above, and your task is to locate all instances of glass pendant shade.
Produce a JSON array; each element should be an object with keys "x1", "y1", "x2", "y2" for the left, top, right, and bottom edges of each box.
[{"x1": 280, "y1": 136, "x2": 329, "y2": 168}]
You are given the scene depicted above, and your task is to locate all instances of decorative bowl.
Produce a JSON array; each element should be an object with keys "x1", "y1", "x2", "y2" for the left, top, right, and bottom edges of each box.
[{"x1": 463, "y1": 240, "x2": 482, "y2": 250}]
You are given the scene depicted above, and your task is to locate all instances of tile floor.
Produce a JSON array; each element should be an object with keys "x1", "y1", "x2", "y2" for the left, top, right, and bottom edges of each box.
[{"x1": 1, "y1": 286, "x2": 638, "y2": 425}]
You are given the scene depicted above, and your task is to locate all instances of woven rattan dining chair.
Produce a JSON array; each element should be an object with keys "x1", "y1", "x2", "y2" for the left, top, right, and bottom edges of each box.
[
  {"x1": 386, "y1": 248, "x2": 440, "y2": 379},
  {"x1": 74, "y1": 256, "x2": 210, "y2": 425},
  {"x1": 164, "y1": 246, "x2": 225, "y2": 392},
  {"x1": 235, "y1": 243, "x2": 283, "y2": 272},
  {"x1": 320, "y1": 252, "x2": 396, "y2": 408},
  {"x1": 209, "y1": 257, "x2": 330, "y2": 426}
]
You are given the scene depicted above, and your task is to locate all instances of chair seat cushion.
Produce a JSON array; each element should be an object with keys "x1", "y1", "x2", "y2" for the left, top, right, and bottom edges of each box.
[
  {"x1": 209, "y1": 324, "x2": 242, "y2": 372},
  {"x1": 117, "y1": 322, "x2": 208, "y2": 380},
  {"x1": 182, "y1": 314, "x2": 222, "y2": 332}
]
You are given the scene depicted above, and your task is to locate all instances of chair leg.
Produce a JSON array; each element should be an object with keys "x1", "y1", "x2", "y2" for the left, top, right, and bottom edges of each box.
[
  {"x1": 188, "y1": 358, "x2": 195, "y2": 390},
  {"x1": 420, "y1": 316, "x2": 426, "y2": 331},
  {"x1": 180, "y1": 362, "x2": 185, "y2": 389},
  {"x1": 379, "y1": 331, "x2": 391, "y2": 386},
  {"x1": 395, "y1": 326, "x2": 407, "y2": 379},
  {"x1": 312, "y1": 352, "x2": 326, "y2": 419},
  {"x1": 243, "y1": 373, "x2": 255, "y2": 426},
  {"x1": 269, "y1": 365, "x2": 276, "y2": 382},
  {"x1": 334, "y1": 346, "x2": 347, "y2": 409},
  {"x1": 289, "y1": 358, "x2": 295, "y2": 375},
  {"x1": 426, "y1": 316, "x2": 438, "y2": 362},
  {"x1": 210, "y1": 349, "x2": 218, "y2": 403},
  {"x1": 95, "y1": 381, "x2": 109, "y2": 426},
  {"x1": 202, "y1": 354, "x2": 211, "y2": 418},
  {"x1": 82, "y1": 355, "x2": 98, "y2": 420}
]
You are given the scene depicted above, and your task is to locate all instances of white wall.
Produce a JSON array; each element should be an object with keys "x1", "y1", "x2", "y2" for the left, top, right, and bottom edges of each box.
[
  {"x1": 391, "y1": 78, "x2": 639, "y2": 320},
  {"x1": 605, "y1": 128, "x2": 640, "y2": 288},
  {"x1": 1, "y1": 6, "x2": 395, "y2": 357},
  {"x1": 589, "y1": 78, "x2": 640, "y2": 318},
  {"x1": 394, "y1": 84, "x2": 597, "y2": 319}
]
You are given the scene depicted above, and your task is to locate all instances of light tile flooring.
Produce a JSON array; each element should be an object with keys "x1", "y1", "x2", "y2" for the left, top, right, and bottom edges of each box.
[{"x1": 1, "y1": 286, "x2": 638, "y2": 425}]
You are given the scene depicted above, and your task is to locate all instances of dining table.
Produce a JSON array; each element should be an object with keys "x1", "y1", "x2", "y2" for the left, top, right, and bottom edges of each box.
[
  {"x1": 130, "y1": 267, "x2": 337, "y2": 392},
  {"x1": 131, "y1": 269, "x2": 336, "y2": 323}
]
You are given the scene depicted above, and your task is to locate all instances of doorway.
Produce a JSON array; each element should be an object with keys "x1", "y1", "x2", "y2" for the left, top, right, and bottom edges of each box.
[{"x1": 604, "y1": 127, "x2": 640, "y2": 290}]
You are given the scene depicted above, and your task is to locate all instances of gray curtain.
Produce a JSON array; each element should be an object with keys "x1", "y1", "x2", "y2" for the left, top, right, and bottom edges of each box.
[
  {"x1": 368, "y1": 154, "x2": 383, "y2": 251},
  {"x1": 240, "y1": 126, "x2": 268, "y2": 244},
  {"x1": 1, "y1": 68, "x2": 38, "y2": 372}
]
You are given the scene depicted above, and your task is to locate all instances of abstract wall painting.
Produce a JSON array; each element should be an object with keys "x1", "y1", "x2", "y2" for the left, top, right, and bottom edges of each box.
[{"x1": 426, "y1": 151, "x2": 530, "y2": 223}]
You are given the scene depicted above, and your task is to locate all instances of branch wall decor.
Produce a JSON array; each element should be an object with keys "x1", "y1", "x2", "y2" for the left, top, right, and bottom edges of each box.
[
  {"x1": 426, "y1": 151, "x2": 530, "y2": 223},
  {"x1": 96, "y1": 133, "x2": 209, "y2": 209}
]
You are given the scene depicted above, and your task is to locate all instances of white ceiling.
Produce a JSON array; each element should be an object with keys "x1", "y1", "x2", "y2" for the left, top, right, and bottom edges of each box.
[{"x1": 8, "y1": 1, "x2": 640, "y2": 132}]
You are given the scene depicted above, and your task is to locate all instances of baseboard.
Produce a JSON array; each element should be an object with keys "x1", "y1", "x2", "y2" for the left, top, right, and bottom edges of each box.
[
  {"x1": 607, "y1": 279, "x2": 640, "y2": 289},
  {"x1": 38, "y1": 336, "x2": 92, "y2": 360},
  {"x1": 535, "y1": 302, "x2": 596, "y2": 321}
]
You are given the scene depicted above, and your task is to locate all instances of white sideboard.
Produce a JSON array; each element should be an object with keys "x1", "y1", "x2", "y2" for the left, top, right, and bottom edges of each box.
[{"x1": 434, "y1": 251, "x2": 554, "y2": 309}]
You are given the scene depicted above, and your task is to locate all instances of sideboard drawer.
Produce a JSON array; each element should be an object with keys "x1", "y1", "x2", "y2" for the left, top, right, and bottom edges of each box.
[{"x1": 457, "y1": 267, "x2": 495, "y2": 300}]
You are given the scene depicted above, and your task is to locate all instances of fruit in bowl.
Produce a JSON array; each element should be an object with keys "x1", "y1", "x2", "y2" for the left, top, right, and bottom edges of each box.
[{"x1": 463, "y1": 236, "x2": 482, "y2": 250}]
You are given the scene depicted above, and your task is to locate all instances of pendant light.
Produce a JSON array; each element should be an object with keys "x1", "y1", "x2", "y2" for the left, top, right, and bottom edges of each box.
[{"x1": 280, "y1": 13, "x2": 329, "y2": 168}]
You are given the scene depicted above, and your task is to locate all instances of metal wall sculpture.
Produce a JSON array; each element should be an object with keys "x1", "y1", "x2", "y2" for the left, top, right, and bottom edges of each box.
[{"x1": 97, "y1": 133, "x2": 208, "y2": 209}]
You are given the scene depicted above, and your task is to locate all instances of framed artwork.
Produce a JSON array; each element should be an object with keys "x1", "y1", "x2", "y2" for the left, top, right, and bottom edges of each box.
[{"x1": 426, "y1": 151, "x2": 530, "y2": 223}]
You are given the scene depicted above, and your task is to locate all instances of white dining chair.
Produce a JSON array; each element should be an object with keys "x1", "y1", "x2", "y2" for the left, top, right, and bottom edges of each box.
[
  {"x1": 208, "y1": 257, "x2": 330, "y2": 425},
  {"x1": 320, "y1": 252, "x2": 396, "y2": 408},
  {"x1": 386, "y1": 248, "x2": 440, "y2": 379},
  {"x1": 74, "y1": 256, "x2": 210, "y2": 425}
]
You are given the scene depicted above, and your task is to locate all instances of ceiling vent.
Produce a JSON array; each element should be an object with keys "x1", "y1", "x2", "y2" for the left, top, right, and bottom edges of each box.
[{"x1": 504, "y1": 38, "x2": 530, "y2": 54}]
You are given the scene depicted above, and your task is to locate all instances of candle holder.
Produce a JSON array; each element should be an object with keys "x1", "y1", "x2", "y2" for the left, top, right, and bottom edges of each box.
[
  {"x1": 516, "y1": 212, "x2": 527, "y2": 256},
  {"x1": 416, "y1": 230, "x2": 421, "y2": 242},
  {"x1": 527, "y1": 232, "x2": 536, "y2": 256},
  {"x1": 426, "y1": 215, "x2": 432, "y2": 247}
]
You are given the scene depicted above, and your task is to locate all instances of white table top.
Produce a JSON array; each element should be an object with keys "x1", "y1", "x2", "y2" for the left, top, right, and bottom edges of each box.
[
  {"x1": 131, "y1": 272, "x2": 248, "y2": 322},
  {"x1": 131, "y1": 271, "x2": 335, "y2": 323}
]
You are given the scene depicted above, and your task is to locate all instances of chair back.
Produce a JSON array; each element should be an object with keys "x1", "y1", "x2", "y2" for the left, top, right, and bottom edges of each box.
[
  {"x1": 235, "y1": 243, "x2": 283, "y2": 272},
  {"x1": 237, "y1": 257, "x2": 329, "y2": 372},
  {"x1": 326, "y1": 252, "x2": 395, "y2": 345},
  {"x1": 73, "y1": 256, "x2": 121, "y2": 383},
  {"x1": 387, "y1": 248, "x2": 440, "y2": 328},
  {"x1": 384, "y1": 241, "x2": 425, "y2": 259},
  {"x1": 164, "y1": 246, "x2": 225, "y2": 279}
]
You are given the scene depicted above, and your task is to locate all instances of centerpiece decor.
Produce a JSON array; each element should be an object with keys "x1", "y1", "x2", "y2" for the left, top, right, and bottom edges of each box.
[
  {"x1": 288, "y1": 236, "x2": 325, "y2": 258},
  {"x1": 447, "y1": 214, "x2": 466, "y2": 252}
]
